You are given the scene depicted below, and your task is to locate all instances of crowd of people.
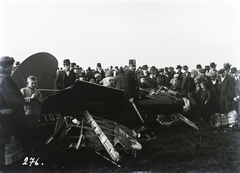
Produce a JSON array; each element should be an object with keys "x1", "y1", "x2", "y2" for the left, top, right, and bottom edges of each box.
[
  {"x1": 55, "y1": 59, "x2": 240, "y2": 125},
  {"x1": 0, "y1": 55, "x2": 239, "y2": 167}
]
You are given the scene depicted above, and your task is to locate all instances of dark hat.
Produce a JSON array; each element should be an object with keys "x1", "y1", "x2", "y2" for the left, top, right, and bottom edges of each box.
[
  {"x1": 196, "y1": 64, "x2": 202, "y2": 69},
  {"x1": 71, "y1": 62, "x2": 76, "y2": 68},
  {"x1": 168, "y1": 66, "x2": 174, "y2": 70},
  {"x1": 176, "y1": 65, "x2": 182, "y2": 69},
  {"x1": 0, "y1": 56, "x2": 15, "y2": 68},
  {"x1": 205, "y1": 65, "x2": 210, "y2": 70},
  {"x1": 210, "y1": 62, "x2": 217, "y2": 68},
  {"x1": 183, "y1": 65, "x2": 188, "y2": 70},
  {"x1": 231, "y1": 67, "x2": 237, "y2": 74},
  {"x1": 129, "y1": 59, "x2": 136, "y2": 66},
  {"x1": 63, "y1": 59, "x2": 70, "y2": 65},
  {"x1": 223, "y1": 63, "x2": 231, "y2": 69},
  {"x1": 15, "y1": 61, "x2": 20, "y2": 66},
  {"x1": 218, "y1": 68, "x2": 225, "y2": 74},
  {"x1": 159, "y1": 68, "x2": 164, "y2": 72},
  {"x1": 142, "y1": 65, "x2": 148, "y2": 70},
  {"x1": 199, "y1": 69, "x2": 206, "y2": 73},
  {"x1": 97, "y1": 63, "x2": 102, "y2": 68},
  {"x1": 149, "y1": 66, "x2": 157, "y2": 73},
  {"x1": 73, "y1": 65, "x2": 79, "y2": 69},
  {"x1": 164, "y1": 67, "x2": 168, "y2": 71}
]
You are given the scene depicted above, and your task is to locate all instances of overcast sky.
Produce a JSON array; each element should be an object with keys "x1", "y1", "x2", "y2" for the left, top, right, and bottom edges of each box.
[{"x1": 1, "y1": 0, "x2": 240, "y2": 70}]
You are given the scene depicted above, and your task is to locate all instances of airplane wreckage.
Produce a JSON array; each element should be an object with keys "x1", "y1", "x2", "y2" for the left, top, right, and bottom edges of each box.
[{"x1": 12, "y1": 52, "x2": 202, "y2": 166}]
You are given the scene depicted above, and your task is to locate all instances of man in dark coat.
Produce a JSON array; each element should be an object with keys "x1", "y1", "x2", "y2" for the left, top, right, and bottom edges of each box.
[
  {"x1": 54, "y1": 59, "x2": 76, "y2": 90},
  {"x1": 208, "y1": 72, "x2": 221, "y2": 114},
  {"x1": 218, "y1": 69, "x2": 236, "y2": 114},
  {"x1": 181, "y1": 65, "x2": 191, "y2": 96},
  {"x1": 156, "y1": 68, "x2": 169, "y2": 88},
  {"x1": 95, "y1": 62, "x2": 105, "y2": 80},
  {"x1": 122, "y1": 59, "x2": 140, "y2": 128},
  {"x1": 114, "y1": 68, "x2": 124, "y2": 89},
  {"x1": 122, "y1": 59, "x2": 156, "y2": 140}
]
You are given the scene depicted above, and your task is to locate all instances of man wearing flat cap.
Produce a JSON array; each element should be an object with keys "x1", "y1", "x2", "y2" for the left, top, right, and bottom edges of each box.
[
  {"x1": 218, "y1": 68, "x2": 236, "y2": 114},
  {"x1": 54, "y1": 59, "x2": 77, "y2": 90}
]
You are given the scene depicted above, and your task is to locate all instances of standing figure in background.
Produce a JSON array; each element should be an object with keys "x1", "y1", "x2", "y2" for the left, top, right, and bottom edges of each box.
[
  {"x1": 199, "y1": 81, "x2": 211, "y2": 123},
  {"x1": 170, "y1": 73, "x2": 181, "y2": 92},
  {"x1": 218, "y1": 69, "x2": 235, "y2": 114},
  {"x1": 181, "y1": 65, "x2": 191, "y2": 96},
  {"x1": 0, "y1": 56, "x2": 30, "y2": 166},
  {"x1": 114, "y1": 68, "x2": 124, "y2": 89},
  {"x1": 208, "y1": 72, "x2": 221, "y2": 114},
  {"x1": 95, "y1": 63, "x2": 105, "y2": 80},
  {"x1": 231, "y1": 67, "x2": 240, "y2": 115},
  {"x1": 54, "y1": 59, "x2": 76, "y2": 90},
  {"x1": 20, "y1": 76, "x2": 44, "y2": 149}
]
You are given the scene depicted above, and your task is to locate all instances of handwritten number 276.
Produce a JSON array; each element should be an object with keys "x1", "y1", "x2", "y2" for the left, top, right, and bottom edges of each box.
[{"x1": 22, "y1": 157, "x2": 39, "y2": 166}]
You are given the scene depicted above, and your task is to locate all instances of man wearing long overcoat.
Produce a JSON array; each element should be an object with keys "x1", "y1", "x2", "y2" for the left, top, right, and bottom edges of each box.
[{"x1": 122, "y1": 59, "x2": 140, "y2": 128}]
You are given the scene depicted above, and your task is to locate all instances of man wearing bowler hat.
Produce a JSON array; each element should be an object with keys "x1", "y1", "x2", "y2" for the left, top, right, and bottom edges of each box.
[
  {"x1": 209, "y1": 62, "x2": 219, "y2": 79},
  {"x1": 54, "y1": 59, "x2": 77, "y2": 90},
  {"x1": 223, "y1": 62, "x2": 234, "y2": 78},
  {"x1": 176, "y1": 65, "x2": 183, "y2": 83}
]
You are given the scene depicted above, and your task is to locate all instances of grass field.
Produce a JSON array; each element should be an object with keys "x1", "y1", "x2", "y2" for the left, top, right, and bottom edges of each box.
[{"x1": 2, "y1": 117, "x2": 240, "y2": 173}]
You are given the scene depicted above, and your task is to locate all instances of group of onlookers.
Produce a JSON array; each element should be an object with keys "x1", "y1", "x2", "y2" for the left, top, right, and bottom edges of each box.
[{"x1": 55, "y1": 59, "x2": 240, "y2": 124}]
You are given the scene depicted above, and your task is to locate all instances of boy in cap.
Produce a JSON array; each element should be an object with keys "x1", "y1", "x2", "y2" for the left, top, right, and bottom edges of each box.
[{"x1": 21, "y1": 76, "x2": 44, "y2": 148}]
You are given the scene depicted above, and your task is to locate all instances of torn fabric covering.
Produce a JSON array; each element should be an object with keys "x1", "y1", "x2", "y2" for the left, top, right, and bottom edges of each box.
[{"x1": 114, "y1": 124, "x2": 142, "y2": 157}]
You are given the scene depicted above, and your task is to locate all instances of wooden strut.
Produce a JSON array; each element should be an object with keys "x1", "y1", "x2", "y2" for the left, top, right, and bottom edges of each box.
[
  {"x1": 83, "y1": 110, "x2": 121, "y2": 162},
  {"x1": 75, "y1": 118, "x2": 84, "y2": 149},
  {"x1": 95, "y1": 151, "x2": 121, "y2": 168},
  {"x1": 131, "y1": 102, "x2": 145, "y2": 124}
]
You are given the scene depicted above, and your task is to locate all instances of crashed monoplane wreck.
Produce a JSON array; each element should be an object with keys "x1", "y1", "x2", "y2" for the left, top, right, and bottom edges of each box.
[{"x1": 10, "y1": 52, "x2": 199, "y2": 168}]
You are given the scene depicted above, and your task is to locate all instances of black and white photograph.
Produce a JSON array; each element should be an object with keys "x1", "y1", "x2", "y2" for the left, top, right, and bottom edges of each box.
[{"x1": 1, "y1": 0, "x2": 240, "y2": 172}]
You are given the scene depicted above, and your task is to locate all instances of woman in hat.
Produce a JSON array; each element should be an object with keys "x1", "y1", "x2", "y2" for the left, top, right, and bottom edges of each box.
[{"x1": 0, "y1": 56, "x2": 30, "y2": 166}]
